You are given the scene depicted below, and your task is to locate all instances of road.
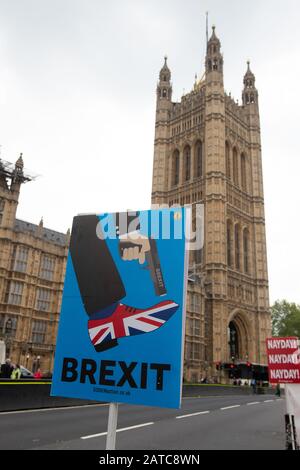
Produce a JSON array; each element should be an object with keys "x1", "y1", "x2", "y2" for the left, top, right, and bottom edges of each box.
[{"x1": 0, "y1": 394, "x2": 285, "y2": 450}]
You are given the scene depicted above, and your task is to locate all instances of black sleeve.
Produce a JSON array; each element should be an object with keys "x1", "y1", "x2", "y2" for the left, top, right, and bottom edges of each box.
[{"x1": 69, "y1": 214, "x2": 126, "y2": 317}]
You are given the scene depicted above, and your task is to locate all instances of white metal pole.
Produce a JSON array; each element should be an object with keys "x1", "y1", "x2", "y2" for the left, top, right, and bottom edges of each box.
[
  {"x1": 285, "y1": 384, "x2": 296, "y2": 450},
  {"x1": 106, "y1": 402, "x2": 119, "y2": 450}
]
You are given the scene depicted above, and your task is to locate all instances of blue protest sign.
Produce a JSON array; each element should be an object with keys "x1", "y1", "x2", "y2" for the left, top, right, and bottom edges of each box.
[{"x1": 51, "y1": 208, "x2": 188, "y2": 409}]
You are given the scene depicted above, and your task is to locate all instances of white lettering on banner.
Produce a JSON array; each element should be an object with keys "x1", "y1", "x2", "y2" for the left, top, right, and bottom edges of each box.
[
  {"x1": 292, "y1": 349, "x2": 300, "y2": 364},
  {"x1": 269, "y1": 354, "x2": 300, "y2": 365},
  {"x1": 270, "y1": 370, "x2": 300, "y2": 380},
  {"x1": 267, "y1": 339, "x2": 298, "y2": 350}
]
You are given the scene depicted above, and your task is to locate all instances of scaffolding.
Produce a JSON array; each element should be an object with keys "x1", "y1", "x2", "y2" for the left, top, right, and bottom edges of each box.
[{"x1": 0, "y1": 157, "x2": 37, "y2": 185}]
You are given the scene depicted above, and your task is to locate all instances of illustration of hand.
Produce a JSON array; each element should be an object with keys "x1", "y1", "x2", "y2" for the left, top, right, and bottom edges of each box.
[
  {"x1": 119, "y1": 232, "x2": 150, "y2": 264},
  {"x1": 119, "y1": 231, "x2": 167, "y2": 296}
]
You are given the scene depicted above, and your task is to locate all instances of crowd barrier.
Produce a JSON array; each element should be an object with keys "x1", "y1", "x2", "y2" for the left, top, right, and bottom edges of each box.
[{"x1": 0, "y1": 379, "x2": 276, "y2": 412}]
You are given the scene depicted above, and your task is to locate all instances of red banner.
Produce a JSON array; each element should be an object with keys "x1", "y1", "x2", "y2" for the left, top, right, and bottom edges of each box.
[{"x1": 266, "y1": 337, "x2": 300, "y2": 384}]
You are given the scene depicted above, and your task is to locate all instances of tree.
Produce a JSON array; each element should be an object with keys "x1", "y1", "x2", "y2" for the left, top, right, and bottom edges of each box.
[{"x1": 271, "y1": 300, "x2": 300, "y2": 337}]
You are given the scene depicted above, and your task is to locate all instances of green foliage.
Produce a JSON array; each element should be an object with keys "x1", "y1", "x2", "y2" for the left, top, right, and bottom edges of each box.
[{"x1": 271, "y1": 300, "x2": 300, "y2": 337}]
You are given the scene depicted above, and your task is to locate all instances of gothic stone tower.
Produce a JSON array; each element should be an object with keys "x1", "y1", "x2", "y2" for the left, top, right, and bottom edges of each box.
[{"x1": 151, "y1": 27, "x2": 271, "y2": 381}]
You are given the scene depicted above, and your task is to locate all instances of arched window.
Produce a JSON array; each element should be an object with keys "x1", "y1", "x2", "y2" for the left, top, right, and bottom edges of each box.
[
  {"x1": 241, "y1": 153, "x2": 247, "y2": 191},
  {"x1": 195, "y1": 140, "x2": 203, "y2": 178},
  {"x1": 184, "y1": 146, "x2": 191, "y2": 181},
  {"x1": 233, "y1": 147, "x2": 239, "y2": 186},
  {"x1": 243, "y1": 228, "x2": 250, "y2": 274},
  {"x1": 227, "y1": 220, "x2": 233, "y2": 267},
  {"x1": 172, "y1": 150, "x2": 180, "y2": 186},
  {"x1": 162, "y1": 89, "x2": 167, "y2": 98},
  {"x1": 235, "y1": 224, "x2": 240, "y2": 270},
  {"x1": 225, "y1": 141, "x2": 231, "y2": 180}
]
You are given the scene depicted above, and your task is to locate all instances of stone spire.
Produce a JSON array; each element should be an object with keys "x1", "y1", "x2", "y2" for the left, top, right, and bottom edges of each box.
[
  {"x1": 205, "y1": 25, "x2": 223, "y2": 80},
  {"x1": 15, "y1": 153, "x2": 24, "y2": 170},
  {"x1": 10, "y1": 153, "x2": 25, "y2": 192},
  {"x1": 157, "y1": 56, "x2": 172, "y2": 102},
  {"x1": 242, "y1": 61, "x2": 258, "y2": 106}
]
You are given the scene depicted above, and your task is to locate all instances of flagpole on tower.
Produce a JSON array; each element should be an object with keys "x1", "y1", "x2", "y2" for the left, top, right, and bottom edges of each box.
[{"x1": 206, "y1": 11, "x2": 209, "y2": 46}]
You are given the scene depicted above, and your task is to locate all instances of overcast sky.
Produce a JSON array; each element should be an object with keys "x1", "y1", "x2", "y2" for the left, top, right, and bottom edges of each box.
[{"x1": 0, "y1": 0, "x2": 299, "y2": 305}]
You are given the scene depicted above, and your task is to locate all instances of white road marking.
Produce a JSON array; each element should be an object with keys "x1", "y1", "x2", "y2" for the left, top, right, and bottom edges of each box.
[
  {"x1": 81, "y1": 422, "x2": 154, "y2": 440},
  {"x1": 264, "y1": 400, "x2": 274, "y2": 403},
  {"x1": 0, "y1": 403, "x2": 110, "y2": 416},
  {"x1": 247, "y1": 402, "x2": 260, "y2": 406},
  {"x1": 176, "y1": 411, "x2": 210, "y2": 419},
  {"x1": 220, "y1": 405, "x2": 241, "y2": 410}
]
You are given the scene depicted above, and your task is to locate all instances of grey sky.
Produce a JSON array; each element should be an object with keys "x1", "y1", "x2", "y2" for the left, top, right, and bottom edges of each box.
[{"x1": 0, "y1": 0, "x2": 299, "y2": 304}]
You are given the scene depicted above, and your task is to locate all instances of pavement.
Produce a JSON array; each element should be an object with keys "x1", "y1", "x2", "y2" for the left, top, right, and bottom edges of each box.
[{"x1": 0, "y1": 394, "x2": 286, "y2": 450}]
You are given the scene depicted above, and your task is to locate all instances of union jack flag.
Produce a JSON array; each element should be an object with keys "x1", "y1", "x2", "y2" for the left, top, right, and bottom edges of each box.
[{"x1": 88, "y1": 300, "x2": 179, "y2": 349}]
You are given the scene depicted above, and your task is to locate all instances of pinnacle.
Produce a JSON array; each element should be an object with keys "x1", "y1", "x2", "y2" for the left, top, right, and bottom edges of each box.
[{"x1": 15, "y1": 152, "x2": 24, "y2": 168}]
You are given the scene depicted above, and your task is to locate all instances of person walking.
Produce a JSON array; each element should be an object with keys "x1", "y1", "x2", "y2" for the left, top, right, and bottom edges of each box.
[
  {"x1": 0, "y1": 358, "x2": 14, "y2": 379},
  {"x1": 11, "y1": 364, "x2": 21, "y2": 380},
  {"x1": 34, "y1": 368, "x2": 42, "y2": 379},
  {"x1": 251, "y1": 378, "x2": 257, "y2": 394}
]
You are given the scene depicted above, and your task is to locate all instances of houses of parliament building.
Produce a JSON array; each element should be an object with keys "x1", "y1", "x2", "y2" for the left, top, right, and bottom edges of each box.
[
  {"x1": 152, "y1": 27, "x2": 271, "y2": 381},
  {"x1": 0, "y1": 156, "x2": 68, "y2": 373},
  {"x1": 0, "y1": 26, "x2": 271, "y2": 381}
]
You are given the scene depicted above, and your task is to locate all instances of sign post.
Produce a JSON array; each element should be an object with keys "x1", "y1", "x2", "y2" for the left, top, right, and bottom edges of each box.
[
  {"x1": 285, "y1": 385, "x2": 300, "y2": 450},
  {"x1": 266, "y1": 337, "x2": 300, "y2": 450},
  {"x1": 106, "y1": 402, "x2": 119, "y2": 450},
  {"x1": 51, "y1": 208, "x2": 191, "y2": 449}
]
